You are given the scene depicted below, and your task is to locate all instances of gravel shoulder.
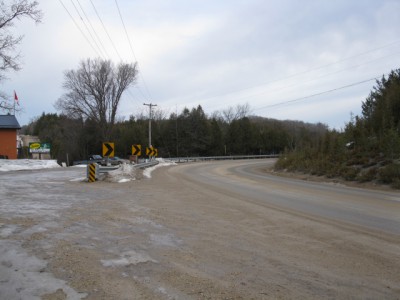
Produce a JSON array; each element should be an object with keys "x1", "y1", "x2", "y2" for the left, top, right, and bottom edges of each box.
[{"x1": 1, "y1": 162, "x2": 399, "y2": 299}]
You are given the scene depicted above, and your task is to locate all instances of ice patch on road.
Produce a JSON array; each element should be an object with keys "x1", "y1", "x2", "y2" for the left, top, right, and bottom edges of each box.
[
  {"x1": 0, "y1": 240, "x2": 86, "y2": 300},
  {"x1": 118, "y1": 178, "x2": 131, "y2": 183},
  {"x1": 0, "y1": 159, "x2": 61, "y2": 172},
  {"x1": 101, "y1": 250, "x2": 157, "y2": 267},
  {"x1": 69, "y1": 176, "x2": 87, "y2": 182},
  {"x1": 143, "y1": 159, "x2": 176, "y2": 179},
  {"x1": 0, "y1": 224, "x2": 19, "y2": 238},
  {"x1": 150, "y1": 233, "x2": 181, "y2": 247}
]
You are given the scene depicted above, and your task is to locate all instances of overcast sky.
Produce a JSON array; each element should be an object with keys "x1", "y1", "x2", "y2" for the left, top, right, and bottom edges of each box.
[{"x1": 2, "y1": 0, "x2": 400, "y2": 129}]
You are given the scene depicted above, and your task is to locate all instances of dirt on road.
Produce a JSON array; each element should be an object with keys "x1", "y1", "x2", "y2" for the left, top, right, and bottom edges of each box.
[{"x1": 1, "y1": 162, "x2": 399, "y2": 299}]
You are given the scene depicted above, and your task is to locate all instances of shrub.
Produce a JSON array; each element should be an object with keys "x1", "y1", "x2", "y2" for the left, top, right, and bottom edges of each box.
[
  {"x1": 391, "y1": 179, "x2": 400, "y2": 189},
  {"x1": 379, "y1": 163, "x2": 400, "y2": 184},
  {"x1": 340, "y1": 166, "x2": 359, "y2": 181},
  {"x1": 357, "y1": 167, "x2": 378, "y2": 182}
]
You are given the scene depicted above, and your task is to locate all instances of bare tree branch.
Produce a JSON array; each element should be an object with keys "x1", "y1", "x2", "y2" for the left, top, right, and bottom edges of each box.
[
  {"x1": 0, "y1": 1, "x2": 42, "y2": 80},
  {"x1": 55, "y1": 58, "x2": 138, "y2": 140}
]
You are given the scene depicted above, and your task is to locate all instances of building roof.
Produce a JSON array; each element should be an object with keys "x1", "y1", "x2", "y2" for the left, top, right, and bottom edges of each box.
[{"x1": 0, "y1": 114, "x2": 21, "y2": 129}]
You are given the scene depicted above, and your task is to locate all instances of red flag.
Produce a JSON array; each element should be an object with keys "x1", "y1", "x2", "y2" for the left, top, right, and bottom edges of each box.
[{"x1": 14, "y1": 91, "x2": 19, "y2": 105}]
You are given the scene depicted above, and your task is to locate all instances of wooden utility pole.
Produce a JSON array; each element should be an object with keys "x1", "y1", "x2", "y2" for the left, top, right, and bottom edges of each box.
[{"x1": 143, "y1": 103, "x2": 157, "y2": 148}]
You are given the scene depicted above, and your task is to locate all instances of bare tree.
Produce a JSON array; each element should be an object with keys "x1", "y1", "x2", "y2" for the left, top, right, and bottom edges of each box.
[
  {"x1": 222, "y1": 106, "x2": 235, "y2": 124},
  {"x1": 0, "y1": 0, "x2": 42, "y2": 111},
  {"x1": 55, "y1": 58, "x2": 138, "y2": 140},
  {"x1": 222, "y1": 103, "x2": 251, "y2": 123}
]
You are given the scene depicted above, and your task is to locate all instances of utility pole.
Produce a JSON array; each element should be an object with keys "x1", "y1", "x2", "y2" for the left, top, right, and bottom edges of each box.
[{"x1": 143, "y1": 103, "x2": 157, "y2": 148}]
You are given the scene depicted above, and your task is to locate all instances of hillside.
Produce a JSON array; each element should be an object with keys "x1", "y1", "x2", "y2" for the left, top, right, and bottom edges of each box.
[{"x1": 275, "y1": 69, "x2": 400, "y2": 189}]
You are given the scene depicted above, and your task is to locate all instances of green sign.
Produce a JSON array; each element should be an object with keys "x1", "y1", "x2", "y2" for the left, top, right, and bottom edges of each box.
[{"x1": 29, "y1": 142, "x2": 51, "y2": 154}]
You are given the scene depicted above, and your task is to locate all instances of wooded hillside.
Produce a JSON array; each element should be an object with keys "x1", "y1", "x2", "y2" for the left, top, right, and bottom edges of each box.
[
  {"x1": 21, "y1": 105, "x2": 327, "y2": 164},
  {"x1": 275, "y1": 69, "x2": 400, "y2": 188}
]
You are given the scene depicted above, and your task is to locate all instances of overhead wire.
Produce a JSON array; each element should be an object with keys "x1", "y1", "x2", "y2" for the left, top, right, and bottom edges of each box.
[
  {"x1": 75, "y1": 0, "x2": 110, "y2": 59},
  {"x1": 179, "y1": 39, "x2": 400, "y2": 109},
  {"x1": 113, "y1": 0, "x2": 157, "y2": 116},
  {"x1": 59, "y1": 2, "x2": 399, "y2": 120},
  {"x1": 58, "y1": 0, "x2": 102, "y2": 57},
  {"x1": 70, "y1": 0, "x2": 106, "y2": 59},
  {"x1": 89, "y1": 0, "x2": 123, "y2": 61},
  {"x1": 114, "y1": 0, "x2": 153, "y2": 101},
  {"x1": 58, "y1": 0, "x2": 146, "y2": 115},
  {"x1": 251, "y1": 74, "x2": 387, "y2": 113},
  {"x1": 216, "y1": 48, "x2": 400, "y2": 108}
]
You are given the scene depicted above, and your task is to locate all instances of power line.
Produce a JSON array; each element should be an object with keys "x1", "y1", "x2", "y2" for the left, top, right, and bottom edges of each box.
[
  {"x1": 114, "y1": 0, "x2": 153, "y2": 101},
  {"x1": 58, "y1": 0, "x2": 101, "y2": 57},
  {"x1": 89, "y1": 0, "x2": 123, "y2": 61},
  {"x1": 75, "y1": 0, "x2": 110, "y2": 59},
  {"x1": 225, "y1": 49, "x2": 400, "y2": 106},
  {"x1": 86, "y1": 1, "x2": 148, "y2": 113},
  {"x1": 181, "y1": 39, "x2": 400, "y2": 108},
  {"x1": 70, "y1": 0, "x2": 105, "y2": 59},
  {"x1": 114, "y1": 0, "x2": 138, "y2": 62},
  {"x1": 252, "y1": 76, "x2": 381, "y2": 113}
]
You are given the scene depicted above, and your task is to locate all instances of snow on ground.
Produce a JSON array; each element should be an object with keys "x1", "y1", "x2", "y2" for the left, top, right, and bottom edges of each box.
[
  {"x1": 0, "y1": 159, "x2": 61, "y2": 172},
  {"x1": 143, "y1": 159, "x2": 177, "y2": 179},
  {"x1": 104, "y1": 163, "x2": 137, "y2": 183},
  {"x1": 0, "y1": 158, "x2": 176, "y2": 183},
  {"x1": 102, "y1": 158, "x2": 176, "y2": 182},
  {"x1": 0, "y1": 158, "x2": 177, "y2": 182}
]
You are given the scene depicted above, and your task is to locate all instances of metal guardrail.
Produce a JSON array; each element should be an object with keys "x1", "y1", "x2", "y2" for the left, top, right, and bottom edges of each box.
[
  {"x1": 98, "y1": 165, "x2": 120, "y2": 173},
  {"x1": 96, "y1": 156, "x2": 275, "y2": 174},
  {"x1": 132, "y1": 160, "x2": 159, "y2": 169},
  {"x1": 97, "y1": 160, "x2": 159, "y2": 173},
  {"x1": 167, "y1": 154, "x2": 279, "y2": 163}
]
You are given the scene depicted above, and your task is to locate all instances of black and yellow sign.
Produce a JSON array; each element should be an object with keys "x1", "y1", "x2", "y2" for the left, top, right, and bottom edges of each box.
[
  {"x1": 88, "y1": 163, "x2": 96, "y2": 183},
  {"x1": 132, "y1": 144, "x2": 141, "y2": 156},
  {"x1": 102, "y1": 142, "x2": 114, "y2": 157},
  {"x1": 146, "y1": 146, "x2": 158, "y2": 157}
]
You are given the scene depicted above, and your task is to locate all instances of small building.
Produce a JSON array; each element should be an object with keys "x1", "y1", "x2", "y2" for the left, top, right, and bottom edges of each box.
[{"x1": 0, "y1": 114, "x2": 21, "y2": 159}]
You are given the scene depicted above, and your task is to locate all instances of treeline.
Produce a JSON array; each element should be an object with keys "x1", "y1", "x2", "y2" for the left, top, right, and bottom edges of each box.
[
  {"x1": 22, "y1": 105, "x2": 327, "y2": 164},
  {"x1": 275, "y1": 69, "x2": 400, "y2": 188}
]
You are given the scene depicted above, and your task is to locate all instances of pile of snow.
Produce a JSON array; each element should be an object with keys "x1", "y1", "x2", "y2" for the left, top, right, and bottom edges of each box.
[
  {"x1": 143, "y1": 159, "x2": 176, "y2": 179},
  {"x1": 102, "y1": 159, "x2": 177, "y2": 182},
  {"x1": 0, "y1": 159, "x2": 61, "y2": 172},
  {"x1": 103, "y1": 163, "x2": 137, "y2": 183}
]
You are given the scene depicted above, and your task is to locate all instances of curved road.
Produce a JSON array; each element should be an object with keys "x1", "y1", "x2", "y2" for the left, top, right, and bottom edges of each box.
[
  {"x1": 1, "y1": 159, "x2": 399, "y2": 299},
  {"x1": 170, "y1": 159, "x2": 400, "y2": 236}
]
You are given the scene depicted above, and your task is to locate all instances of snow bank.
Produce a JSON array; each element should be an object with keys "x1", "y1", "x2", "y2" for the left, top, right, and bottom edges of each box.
[
  {"x1": 103, "y1": 163, "x2": 137, "y2": 183},
  {"x1": 102, "y1": 159, "x2": 176, "y2": 182},
  {"x1": 0, "y1": 159, "x2": 61, "y2": 172},
  {"x1": 143, "y1": 159, "x2": 176, "y2": 179}
]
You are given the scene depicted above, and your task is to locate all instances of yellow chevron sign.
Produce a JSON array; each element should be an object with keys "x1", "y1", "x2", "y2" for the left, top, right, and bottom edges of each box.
[
  {"x1": 146, "y1": 146, "x2": 158, "y2": 157},
  {"x1": 102, "y1": 142, "x2": 114, "y2": 157},
  {"x1": 132, "y1": 144, "x2": 141, "y2": 156}
]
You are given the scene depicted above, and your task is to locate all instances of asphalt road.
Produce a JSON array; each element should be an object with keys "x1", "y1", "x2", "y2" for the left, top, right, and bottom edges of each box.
[
  {"x1": 1, "y1": 159, "x2": 399, "y2": 299},
  {"x1": 173, "y1": 159, "x2": 400, "y2": 236}
]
